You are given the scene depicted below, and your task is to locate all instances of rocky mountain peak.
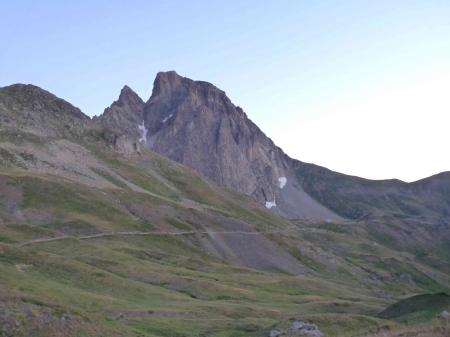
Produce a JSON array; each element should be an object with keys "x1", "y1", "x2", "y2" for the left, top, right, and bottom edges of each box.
[
  {"x1": 93, "y1": 85, "x2": 145, "y2": 154},
  {"x1": 150, "y1": 71, "x2": 229, "y2": 109},
  {"x1": 141, "y1": 71, "x2": 288, "y2": 206},
  {"x1": 152, "y1": 71, "x2": 183, "y2": 96},
  {"x1": 115, "y1": 85, "x2": 144, "y2": 110}
]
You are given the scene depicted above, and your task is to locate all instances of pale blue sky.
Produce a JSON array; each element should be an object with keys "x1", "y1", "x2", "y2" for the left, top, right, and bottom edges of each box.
[{"x1": 2, "y1": 0, "x2": 450, "y2": 181}]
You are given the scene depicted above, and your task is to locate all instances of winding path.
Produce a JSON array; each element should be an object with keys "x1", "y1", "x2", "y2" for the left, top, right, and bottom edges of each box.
[{"x1": 18, "y1": 226, "x2": 300, "y2": 247}]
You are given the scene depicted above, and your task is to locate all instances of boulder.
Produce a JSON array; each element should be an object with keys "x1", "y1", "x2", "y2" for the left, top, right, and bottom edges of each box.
[
  {"x1": 290, "y1": 321, "x2": 323, "y2": 336},
  {"x1": 269, "y1": 327, "x2": 281, "y2": 337}
]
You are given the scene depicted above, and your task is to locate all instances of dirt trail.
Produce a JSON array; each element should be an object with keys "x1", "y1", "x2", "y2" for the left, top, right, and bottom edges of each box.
[{"x1": 18, "y1": 226, "x2": 300, "y2": 247}]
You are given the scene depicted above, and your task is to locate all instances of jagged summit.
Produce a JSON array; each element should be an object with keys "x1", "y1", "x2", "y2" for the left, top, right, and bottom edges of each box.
[
  {"x1": 95, "y1": 85, "x2": 144, "y2": 124},
  {"x1": 152, "y1": 70, "x2": 226, "y2": 97},
  {"x1": 93, "y1": 85, "x2": 145, "y2": 154},
  {"x1": 116, "y1": 85, "x2": 144, "y2": 109},
  {"x1": 144, "y1": 71, "x2": 232, "y2": 133}
]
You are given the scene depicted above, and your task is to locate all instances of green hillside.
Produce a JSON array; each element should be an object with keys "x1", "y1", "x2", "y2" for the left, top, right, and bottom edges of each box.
[{"x1": 0, "y1": 130, "x2": 449, "y2": 336}]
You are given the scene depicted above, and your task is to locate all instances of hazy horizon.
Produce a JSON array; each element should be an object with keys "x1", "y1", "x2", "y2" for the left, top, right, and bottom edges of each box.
[{"x1": 2, "y1": 0, "x2": 449, "y2": 182}]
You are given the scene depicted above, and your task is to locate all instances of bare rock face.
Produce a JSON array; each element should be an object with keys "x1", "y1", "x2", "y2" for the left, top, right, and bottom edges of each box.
[
  {"x1": 142, "y1": 71, "x2": 288, "y2": 203},
  {"x1": 94, "y1": 85, "x2": 144, "y2": 154}
]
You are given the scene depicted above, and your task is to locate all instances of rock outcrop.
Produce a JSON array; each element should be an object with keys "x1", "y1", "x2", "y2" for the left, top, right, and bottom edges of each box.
[
  {"x1": 290, "y1": 321, "x2": 323, "y2": 336},
  {"x1": 268, "y1": 321, "x2": 323, "y2": 337},
  {"x1": 269, "y1": 327, "x2": 281, "y2": 337}
]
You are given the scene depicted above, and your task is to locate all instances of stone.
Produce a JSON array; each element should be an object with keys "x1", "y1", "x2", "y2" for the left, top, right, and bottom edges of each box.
[
  {"x1": 441, "y1": 310, "x2": 450, "y2": 318},
  {"x1": 290, "y1": 321, "x2": 323, "y2": 337},
  {"x1": 269, "y1": 327, "x2": 281, "y2": 337},
  {"x1": 290, "y1": 321, "x2": 307, "y2": 332}
]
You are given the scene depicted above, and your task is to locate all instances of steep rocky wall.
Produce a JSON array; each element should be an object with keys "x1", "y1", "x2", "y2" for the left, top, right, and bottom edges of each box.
[{"x1": 142, "y1": 71, "x2": 289, "y2": 205}]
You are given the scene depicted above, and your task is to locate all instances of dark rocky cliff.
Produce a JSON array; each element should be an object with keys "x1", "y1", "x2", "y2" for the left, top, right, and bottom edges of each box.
[{"x1": 142, "y1": 71, "x2": 289, "y2": 205}]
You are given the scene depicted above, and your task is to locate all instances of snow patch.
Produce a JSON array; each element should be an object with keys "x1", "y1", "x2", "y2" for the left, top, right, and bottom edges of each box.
[
  {"x1": 162, "y1": 114, "x2": 173, "y2": 123},
  {"x1": 265, "y1": 197, "x2": 276, "y2": 209},
  {"x1": 138, "y1": 120, "x2": 148, "y2": 144},
  {"x1": 279, "y1": 177, "x2": 287, "y2": 189}
]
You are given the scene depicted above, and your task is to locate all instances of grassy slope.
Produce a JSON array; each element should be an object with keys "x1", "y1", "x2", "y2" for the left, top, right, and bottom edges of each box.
[{"x1": 0, "y1": 134, "x2": 449, "y2": 336}]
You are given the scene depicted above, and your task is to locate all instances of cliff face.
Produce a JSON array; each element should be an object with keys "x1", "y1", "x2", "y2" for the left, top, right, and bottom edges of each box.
[{"x1": 142, "y1": 71, "x2": 288, "y2": 204}]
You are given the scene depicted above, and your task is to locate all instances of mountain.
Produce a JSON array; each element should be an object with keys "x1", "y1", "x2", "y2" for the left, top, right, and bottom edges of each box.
[
  {"x1": 143, "y1": 71, "x2": 289, "y2": 207},
  {"x1": 1, "y1": 77, "x2": 450, "y2": 336},
  {"x1": 95, "y1": 71, "x2": 449, "y2": 224},
  {"x1": 95, "y1": 71, "x2": 343, "y2": 221},
  {"x1": 91, "y1": 71, "x2": 290, "y2": 211},
  {"x1": 3, "y1": 76, "x2": 448, "y2": 224}
]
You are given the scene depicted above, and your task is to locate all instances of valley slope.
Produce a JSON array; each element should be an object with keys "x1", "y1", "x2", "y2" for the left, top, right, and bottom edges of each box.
[{"x1": 0, "y1": 78, "x2": 449, "y2": 336}]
